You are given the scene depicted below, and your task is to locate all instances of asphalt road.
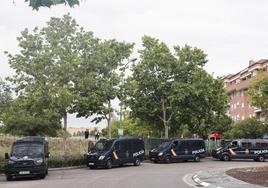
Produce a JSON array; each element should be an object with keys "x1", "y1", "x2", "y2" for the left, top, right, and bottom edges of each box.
[{"x1": 1, "y1": 158, "x2": 268, "y2": 188}]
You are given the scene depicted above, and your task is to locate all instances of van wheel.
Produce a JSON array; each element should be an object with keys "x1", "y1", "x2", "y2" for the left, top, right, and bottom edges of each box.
[
  {"x1": 39, "y1": 174, "x2": 46, "y2": 179},
  {"x1": 194, "y1": 155, "x2": 200, "y2": 162},
  {"x1": 164, "y1": 156, "x2": 171, "y2": 163},
  {"x1": 258, "y1": 155, "x2": 265, "y2": 162},
  {"x1": 222, "y1": 154, "x2": 230, "y2": 161},
  {"x1": 134, "y1": 158, "x2": 141, "y2": 166},
  {"x1": 106, "y1": 160, "x2": 112, "y2": 169},
  {"x1": 89, "y1": 165, "x2": 96, "y2": 169},
  {"x1": 6, "y1": 175, "x2": 12, "y2": 181}
]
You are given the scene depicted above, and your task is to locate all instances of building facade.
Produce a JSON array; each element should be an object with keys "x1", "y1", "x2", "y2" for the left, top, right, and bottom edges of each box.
[{"x1": 224, "y1": 59, "x2": 268, "y2": 122}]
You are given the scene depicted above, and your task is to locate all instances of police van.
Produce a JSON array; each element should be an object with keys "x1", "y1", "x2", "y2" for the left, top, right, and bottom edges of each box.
[
  {"x1": 149, "y1": 138, "x2": 206, "y2": 163},
  {"x1": 212, "y1": 139, "x2": 268, "y2": 162},
  {"x1": 86, "y1": 138, "x2": 145, "y2": 169},
  {"x1": 4, "y1": 137, "x2": 49, "y2": 181}
]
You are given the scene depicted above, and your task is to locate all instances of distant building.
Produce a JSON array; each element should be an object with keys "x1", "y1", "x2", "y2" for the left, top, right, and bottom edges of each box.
[
  {"x1": 224, "y1": 59, "x2": 268, "y2": 122},
  {"x1": 67, "y1": 127, "x2": 94, "y2": 136}
]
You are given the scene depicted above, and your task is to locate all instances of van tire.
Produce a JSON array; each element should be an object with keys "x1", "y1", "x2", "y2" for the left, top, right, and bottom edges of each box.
[
  {"x1": 164, "y1": 156, "x2": 171, "y2": 163},
  {"x1": 258, "y1": 155, "x2": 265, "y2": 162},
  {"x1": 89, "y1": 165, "x2": 96, "y2": 169},
  {"x1": 134, "y1": 158, "x2": 141, "y2": 166},
  {"x1": 194, "y1": 155, "x2": 200, "y2": 162},
  {"x1": 106, "y1": 160, "x2": 112, "y2": 169},
  {"x1": 222, "y1": 154, "x2": 230, "y2": 161},
  {"x1": 39, "y1": 173, "x2": 46, "y2": 179}
]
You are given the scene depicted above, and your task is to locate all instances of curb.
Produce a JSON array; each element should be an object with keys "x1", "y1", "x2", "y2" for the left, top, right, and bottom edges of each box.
[
  {"x1": 48, "y1": 165, "x2": 87, "y2": 171},
  {"x1": 192, "y1": 174, "x2": 223, "y2": 188}
]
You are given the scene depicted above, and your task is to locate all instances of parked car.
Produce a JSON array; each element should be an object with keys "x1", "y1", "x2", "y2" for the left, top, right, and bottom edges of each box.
[
  {"x1": 4, "y1": 137, "x2": 49, "y2": 181},
  {"x1": 86, "y1": 137, "x2": 145, "y2": 169},
  {"x1": 149, "y1": 138, "x2": 206, "y2": 163},
  {"x1": 212, "y1": 139, "x2": 268, "y2": 162}
]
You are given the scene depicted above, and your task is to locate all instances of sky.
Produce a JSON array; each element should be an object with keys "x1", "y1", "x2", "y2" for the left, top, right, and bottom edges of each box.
[{"x1": 1, "y1": 0, "x2": 268, "y2": 129}]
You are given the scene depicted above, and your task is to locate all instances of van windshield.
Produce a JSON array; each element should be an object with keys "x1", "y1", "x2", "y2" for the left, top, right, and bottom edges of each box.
[
  {"x1": 93, "y1": 140, "x2": 114, "y2": 151},
  {"x1": 158, "y1": 141, "x2": 172, "y2": 149},
  {"x1": 11, "y1": 142, "x2": 44, "y2": 158}
]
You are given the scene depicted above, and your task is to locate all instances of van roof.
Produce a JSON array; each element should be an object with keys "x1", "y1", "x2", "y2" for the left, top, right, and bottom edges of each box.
[
  {"x1": 104, "y1": 137, "x2": 143, "y2": 142},
  {"x1": 14, "y1": 136, "x2": 46, "y2": 143},
  {"x1": 233, "y1": 139, "x2": 268, "y2": 143}
]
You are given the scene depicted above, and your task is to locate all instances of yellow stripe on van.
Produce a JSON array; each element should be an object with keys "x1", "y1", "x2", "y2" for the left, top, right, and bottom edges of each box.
[
  {"x1": 171, "y1": 149, "x2": 177, "y2": 156},
  {"x1": 229, "y1": 148, "x2": 236, "y2": 155},
  {"x1": 113, "y1": 151, "x2": 119, "y2": 160}
]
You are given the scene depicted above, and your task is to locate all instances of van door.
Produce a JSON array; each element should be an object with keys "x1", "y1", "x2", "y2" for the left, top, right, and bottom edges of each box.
[
  {"x1": 178, "y1": 141, "x2": 191, "y2": 159},
  {"x1": 228, "y1": 141, "x2": 239, "y2": 159},
  {"x1": 112, "y1": 141, "x2": 122, "y2": 165},
  {"x1": 117, "y1": 141, "x2": 129, "y2": 164}
]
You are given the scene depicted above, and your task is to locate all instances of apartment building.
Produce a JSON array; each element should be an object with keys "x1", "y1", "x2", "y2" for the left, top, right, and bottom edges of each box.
[{"x1": 224, "y1": 59, "x2": 268, "y2": 122}]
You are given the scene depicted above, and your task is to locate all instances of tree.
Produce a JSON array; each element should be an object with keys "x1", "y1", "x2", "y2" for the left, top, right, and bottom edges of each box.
[
  {"x1": 5, "y1": 14, "x2": 99, "y2": 133},
  {"x1": 25, "y1": 0, "x2": 80, "y2": 10},
  {"x1": 0, "y1": 78, "x2": 13, "y2": 114},
  {"x1": 123, "y1": 36, "x2": 228, "y2": 138},
  {"x1": 223, "y1": 118, "x2": 268, "y2": 139},
  {"x1": 248, "y1": 72, "x2": 268, "y2": 119},
  {"x1": 73, "y1": 40, "x2": 134, "y2": 139},
  {"x1": 1, "y1": 95, "x2": 61, "y2": 136}
]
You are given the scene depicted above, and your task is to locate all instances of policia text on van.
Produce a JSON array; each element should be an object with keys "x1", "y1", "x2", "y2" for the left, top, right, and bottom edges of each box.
[
  {"x1": 212, "y1": 139, "x2": 268, "y2": 162},
  {"x1": 86, "y1": 138, "x2": 145, "y2": 169},
  {"x1": 4, "y1": 137, "x2": 49, "y2": 181},
  {"x1": 149, "y1": 138, "x2": 206, "y2": 163}
]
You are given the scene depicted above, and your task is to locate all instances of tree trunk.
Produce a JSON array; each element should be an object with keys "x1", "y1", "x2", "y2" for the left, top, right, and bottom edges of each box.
[
  {"x1": 162, "y1": 99, "x2": 169, "y2": 139},
  {"x1": 108, "y1": 101, "x2": 112, "y2": 139},
  {"x1": 63, "y1": 110, "x2": 67, "y2": 132}
]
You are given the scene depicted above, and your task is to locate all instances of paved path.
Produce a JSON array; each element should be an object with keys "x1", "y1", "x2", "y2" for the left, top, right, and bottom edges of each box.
[{"x1": 0, "y1": 158, "x2": 267, "y2": 188}]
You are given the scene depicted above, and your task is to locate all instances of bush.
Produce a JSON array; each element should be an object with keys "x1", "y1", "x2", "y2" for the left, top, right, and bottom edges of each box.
[
  {"x1": 0, "y1": 162, "x2": 4, "y2": 174},
  {"x1": 49, "y1": 155, "x2": 85, "y2": 168}
]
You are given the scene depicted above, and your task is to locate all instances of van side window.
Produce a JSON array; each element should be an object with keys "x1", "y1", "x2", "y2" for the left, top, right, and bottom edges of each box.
[
  {"x1": 181, "y1": 141, "x2": 188, "y2": 149},
  {"x1": 241, "y1": 142, "x2": 252, "y2": 149},
  {"x1": 256, "y1": 142, "x2": 262, "y2": 149},
  {"x1": 261, "y1": 143, "x2": 268, "y2": 148},
  {"x1": 114, "y1": 142, "x2": 120, "y2": 150}
]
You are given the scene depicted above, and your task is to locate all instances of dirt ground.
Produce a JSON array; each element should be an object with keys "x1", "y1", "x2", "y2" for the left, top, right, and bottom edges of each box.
[{"x1": 226, "y1": 166, "x2": 268, "y2": 187}]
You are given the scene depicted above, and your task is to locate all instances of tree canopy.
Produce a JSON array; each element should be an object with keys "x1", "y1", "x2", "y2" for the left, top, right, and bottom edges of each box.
[
  {"x1": 123, "y1": 36, "x2": 229, "y2": 138},
  {"x1": 25, "y1": 0, "x2": 80, "y2": 10}
]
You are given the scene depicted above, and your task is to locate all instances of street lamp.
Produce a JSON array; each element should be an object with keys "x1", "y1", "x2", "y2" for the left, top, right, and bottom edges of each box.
[{"x1": 119, "y1": 58, "x2": 137, "y2": 136}]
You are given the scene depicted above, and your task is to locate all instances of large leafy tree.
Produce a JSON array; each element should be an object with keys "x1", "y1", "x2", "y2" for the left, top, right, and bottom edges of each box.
[
  {"x1": 25, "y1": 0, "x2": 80, "y2": 10},
  {"x1": 223, "y1": 118, "x2": 268, "y2": 139},
  {"x1": 248, "y1": 72, "x2": 268, "y2": 119},
  {"x1": 0, "y1": 78, "x2": 13, "y2": 115},
  {"x1": 5, "y1": 14, "x2": 98, "y2": 133},
  {"x1": 73, "y1": 40, "x2": 134, "y2": 139},
  {"x1": 123, "y1": 36, "x2": 228, "y2": 138}
]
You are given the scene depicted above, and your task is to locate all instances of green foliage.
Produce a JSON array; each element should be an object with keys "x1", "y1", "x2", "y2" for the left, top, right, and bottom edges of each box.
[
  {"x1": 248, "y1": 73, "x2": 268, "y2": 118},
  {"x1": 0, "y1": 78, "x2": 12, "y2": 114},
  {"x1": 101, "y1": 117, "x2": 155, "y2": 138},
  {"x1": 123, "y1": 36, "x2": 229, "y2": 138},
  {"x1": 223, "y1": 118, "x2": 268, "y2": 139},
  {"x1": 25, "y1": 0, "x2": 80, "y2": 10},
  {"x1": 1, "y1": 96, "x2": 61, "y2": 136},
  {"x1": 49, "y1": 155, "x2": 84, "y2": 168}
]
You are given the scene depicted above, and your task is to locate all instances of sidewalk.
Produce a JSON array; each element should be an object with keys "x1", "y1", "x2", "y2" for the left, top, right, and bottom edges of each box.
[{"x1": 192, "y1": 169, "x2": 265, "y2": 188}]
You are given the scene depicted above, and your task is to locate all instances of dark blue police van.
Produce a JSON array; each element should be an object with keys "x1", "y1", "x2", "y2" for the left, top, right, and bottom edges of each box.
[
  {"x1": 212, "y1": 139, "x2": 268, "y2": 162},
  {"x1": 4, "y1": 137, "x2": 49, "y2": 181},
  {"x1": 86, "y1": 138, "x2": 145, "y2": 169},
  {"x1": 149, "y1": 138, "x2": 206, "y2": 163}
]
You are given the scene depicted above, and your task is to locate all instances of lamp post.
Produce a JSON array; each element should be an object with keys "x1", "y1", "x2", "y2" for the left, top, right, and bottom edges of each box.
[{"x1": 118, "y1": 58, "x2": 137, "y2": 137}]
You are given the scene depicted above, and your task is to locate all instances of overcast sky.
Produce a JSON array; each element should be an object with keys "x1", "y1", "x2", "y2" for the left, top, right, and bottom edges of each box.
[{"x1": 1, "y1": 0, "x2": 268, "y2": 128}]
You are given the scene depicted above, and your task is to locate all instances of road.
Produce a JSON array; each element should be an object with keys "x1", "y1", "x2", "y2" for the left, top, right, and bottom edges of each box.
[{"x1": 0, "y1": 158, "x2": 267, "y2": 188}]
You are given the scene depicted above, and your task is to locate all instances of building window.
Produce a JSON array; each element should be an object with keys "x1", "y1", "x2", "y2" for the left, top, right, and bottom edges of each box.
[
  {"x1": 241, "y1": 90, "x2": 244, "y2": 97},
  {"x1": 236, "y1": 102, "x2": 240, "y2": 108},
  {"x1": 236, "y1": 114, "x2": 240, "y2": 120},
  {"x1": 241, "y1": 102, "x2": 244, "y2": 108}
]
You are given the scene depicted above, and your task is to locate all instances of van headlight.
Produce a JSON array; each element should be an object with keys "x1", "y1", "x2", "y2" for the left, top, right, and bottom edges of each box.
[
  {"x1": 34, "y1": 159, "x2": 43, "y2": 165},
  {"x1": 158, "y1": 152, "x2": 163, "y2": 156},
  {"x1": 98, "y1": 155, "x2": 105, "y2": 160},
  {"x1": 8, "y1": 160, "x2": 15, "y2": 164}
]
